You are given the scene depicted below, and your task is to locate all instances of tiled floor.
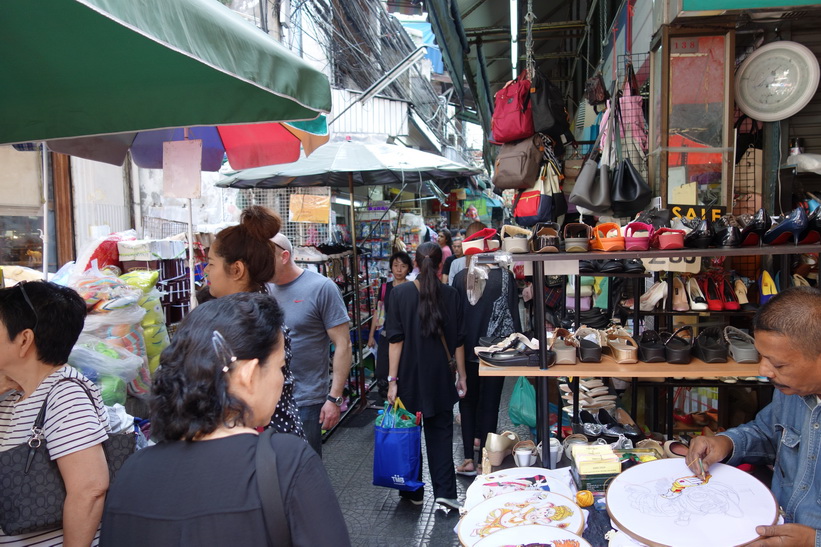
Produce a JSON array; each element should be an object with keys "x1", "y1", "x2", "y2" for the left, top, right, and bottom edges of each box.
[{"x1": 322, "y1": 377, "x2": 531, "y2": 546}]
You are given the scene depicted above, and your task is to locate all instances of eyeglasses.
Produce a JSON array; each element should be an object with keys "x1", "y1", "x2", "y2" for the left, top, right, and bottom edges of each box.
[
  {"x1": 211, "y1": 330, "x2": 237, "y2": 373},
  {"x1": 17, "y1": 281, "x2": 38, "y2": 334}
]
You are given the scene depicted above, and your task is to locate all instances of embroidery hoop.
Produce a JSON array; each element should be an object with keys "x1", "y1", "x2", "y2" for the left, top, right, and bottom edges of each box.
[
  {"x1": 606, "y1": 458, "x2": 778, "y2": 547},
  {"x1": 464, "y1": 466, "x2": 575, "y2": 511},
  {"x1": 473, "y1": 524, "x2": 591, "y2": 547}
]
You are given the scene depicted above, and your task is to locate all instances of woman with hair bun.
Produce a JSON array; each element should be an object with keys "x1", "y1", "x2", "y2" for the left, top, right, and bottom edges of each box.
[
  {"x1": 386, "y1": 241, "x2": 467, "y2": 509},
  {"x1": 202, "y1": 205, "x2": 304, "y2": 438},
  {"x1": 100, "y1": 293, "x2": 350, "y2": 546}
]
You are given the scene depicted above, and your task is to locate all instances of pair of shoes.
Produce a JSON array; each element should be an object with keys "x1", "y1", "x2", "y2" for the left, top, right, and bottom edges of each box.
[
  {"x1": 532, "y1": 222, "x2": 561, "y2": 253},
  {"x1": 603, "y1": 326, "x2": 639, "y2": 363},
  {"x1": 635, "y1": 439, "x2": 664, "y2": 459},
  {"x1": 564, "y1": 223, "x2": 592, "y2": 252},
  {"x1": 500, "y1": 225, "x2": 532, "y2": 254},
  {"x1": 733, "y1": 278, "x2": 757, "y2": 311},
  {"x1": 625, "y1": 222, "x2": 654, "y2": 251},
  {"x1": 639, "y1": 281, "x2": 668, "y2": 311},
  {"x1": 638, "y1": 330, "x2": 666, "y2": 362},
  {"x1": 763, "y1": 207, "x2": 807, "y2": 245},
  {"x1": 684, "y1": 220, "x2": 715, "y2": 248},
  {"x1": 486, "y1": 431, "x2": 520, "y2": 466},
  {"x1": 759, "y1": 270, "x2": 778, "y2": 305},
  {"x1": 687, "y1": 277, "x2": 708, "y2": 310},
  {"x1": 724, "y1": 326, "x2": 760, "y2": 363},
  {"x1": 591, "y1": 222, "x2": 625, "y2": 251},
  {"x1": 399, "y1": 488, "x2": 424, "y2": 505},
  {"x1": 455, "y1": 458, "x2": 478, "y2": 476},
  {"x1": 661, "y1": 325, "x2": 693, "y2": 364},
  {"x1": 712, "y1": 215, "x2": 742, "y2": 248},
  {"x1": 575, "y1": 326, "x2": 605, "y2": 362},
  {"x1": 650, "y1": 227, "x2": 686, "y2": 250},
  {"x1": 478, "y1": 339, "x2": 553, "y2": 367},
  {"x1": 671, "y1": 277, "x2": 689, "y2": 311},
  {"x1": 739, "y1": 208, "x2": 772, "y2": 246}
]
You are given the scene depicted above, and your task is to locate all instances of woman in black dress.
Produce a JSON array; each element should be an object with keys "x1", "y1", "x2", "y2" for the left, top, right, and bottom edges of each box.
[{"x1": 386, "y1": 242, "x2": 467, "y2": 509}]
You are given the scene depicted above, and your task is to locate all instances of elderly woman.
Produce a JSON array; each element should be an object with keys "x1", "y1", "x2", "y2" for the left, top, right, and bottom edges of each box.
[
  {"x1": 100, "y1": 292, "x2": 350, "y2": 545},
  {"x1": 0, "y1": 281, "x2": 110, "y2": 545}
]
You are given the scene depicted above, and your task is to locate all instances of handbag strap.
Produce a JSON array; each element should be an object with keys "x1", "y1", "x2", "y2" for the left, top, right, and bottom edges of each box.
[{"x1": 256, "y1": 429, "x2": 291, "y2": 547}]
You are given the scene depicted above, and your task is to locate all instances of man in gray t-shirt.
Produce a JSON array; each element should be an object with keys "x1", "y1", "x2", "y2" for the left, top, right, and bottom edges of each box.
[{"x1": 267, "y1": 234, "x2": 352, "y2": 457}]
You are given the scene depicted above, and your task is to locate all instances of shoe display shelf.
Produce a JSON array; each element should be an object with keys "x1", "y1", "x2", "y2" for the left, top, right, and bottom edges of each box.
[
  {"x1": 476, "y1": 243, "x2": 821, "y2": 448},
  {"x1": 295, "y1": 252, "x2": 375, "y2": 440}
]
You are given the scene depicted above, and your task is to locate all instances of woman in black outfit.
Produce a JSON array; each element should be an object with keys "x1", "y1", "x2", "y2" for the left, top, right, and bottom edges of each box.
[
  {"x1": 101, "y1": 293, "x2": 350, "y2": 546},
  {"x1": 452, "y1": 238, "x2": 520, "y2": 475},
  {"x1": 386, "y1": 242, "x2": 467, "y2": 509}
]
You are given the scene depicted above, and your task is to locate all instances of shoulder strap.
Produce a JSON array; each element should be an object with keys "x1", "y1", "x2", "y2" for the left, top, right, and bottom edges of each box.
[{"x1": 256, "y1": 429, "x2": 291, "y2": 547}]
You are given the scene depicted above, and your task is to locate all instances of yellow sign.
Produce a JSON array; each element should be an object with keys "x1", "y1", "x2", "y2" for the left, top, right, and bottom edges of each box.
[
  {"x1": 289, "y1": 194, "x2": 330, "y2": 223},
  {"x1": 669, "y1": 204, "x2": 726, "y2": 222}
]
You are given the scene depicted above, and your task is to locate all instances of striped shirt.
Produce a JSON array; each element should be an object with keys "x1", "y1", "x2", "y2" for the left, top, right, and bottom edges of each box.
[{"x1": 0, "y1": 365, "x2": 110, "y2": 546}]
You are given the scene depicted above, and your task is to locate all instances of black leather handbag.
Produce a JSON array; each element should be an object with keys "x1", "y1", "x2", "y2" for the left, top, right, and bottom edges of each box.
[
  {"x1": 0, "y1": 378, "x2": 136, "y2": 536},
  {"x1": 611, "y1": 157, "x2": 652, "y2": 218}
]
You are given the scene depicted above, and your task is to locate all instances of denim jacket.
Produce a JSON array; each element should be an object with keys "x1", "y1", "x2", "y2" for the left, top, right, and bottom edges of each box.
[{"x1": 721, "y1": 390, "x2": 821, "y2": 547}]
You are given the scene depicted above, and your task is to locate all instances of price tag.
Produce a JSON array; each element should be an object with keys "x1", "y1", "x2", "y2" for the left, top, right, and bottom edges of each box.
[{"x1": 642, "y1": 255, "x2": 701, "y2": 274}]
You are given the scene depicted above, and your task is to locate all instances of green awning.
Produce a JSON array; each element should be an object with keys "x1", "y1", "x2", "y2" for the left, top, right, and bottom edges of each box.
[{"x1": 1, "y1": 0, "x2": 332, "y2": 144}]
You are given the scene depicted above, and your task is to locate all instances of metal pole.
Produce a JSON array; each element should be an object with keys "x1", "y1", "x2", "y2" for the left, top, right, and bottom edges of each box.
[
  {"x1": 348, "y1": 173, "x2": 364, "y2": 404},
  {"x1": 41, "y1": 143, "x2": 49, "y2": 277},
  {"x1": 532, "y1": 261, "x2": 550, "y2": 448}
]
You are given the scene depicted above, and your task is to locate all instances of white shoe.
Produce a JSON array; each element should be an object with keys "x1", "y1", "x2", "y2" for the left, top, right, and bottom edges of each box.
[
  {"x1": 687, "y1": 277, "x2": 708, "y2": 311},
  {"x1": 639, "y1": 281, "x2": 668, "y2": 312}
]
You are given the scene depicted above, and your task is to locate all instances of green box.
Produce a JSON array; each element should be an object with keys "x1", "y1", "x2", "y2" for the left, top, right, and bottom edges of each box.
[{"x1": 571, "y1": 466, "x2": 619, "y2": 493}]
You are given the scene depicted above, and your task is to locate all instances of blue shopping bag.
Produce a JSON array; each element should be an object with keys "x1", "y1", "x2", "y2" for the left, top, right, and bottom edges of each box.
[{"x1": 372, "y1": 399, "x2": 424, "y2": 491}]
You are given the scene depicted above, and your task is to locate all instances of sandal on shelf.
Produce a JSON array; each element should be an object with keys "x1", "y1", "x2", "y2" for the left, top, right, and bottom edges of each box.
[
  {"x1": 532, "y1": 222, "x2": 561, "y2": 253},
  {"x1": 500, "y1": 225, "x2": 532, "y2": 254},
  {"x1": 474, "y1": 333, "x2": 537, "y2": 354},
  {"x1": 563, "y1": 223, "x2": 593, "y2": 252},
  {"x1": 486, "y1": 431, "x2": 520, "y2": 466},
  {"x1": 625, "y1": 221, "x2": 654, "y2": 251},
  {"x1": 638, "y1": 330, "x2": 666, "y2": 363},
  {"x1": 650, "y1": 227, "x2": 686, "y2": 250},
  {"x1": 635, "y1": 439, "x2": 664, "y2": 459},
  {"x1": 723, "y1": 326, "x2": 760, "y2": 364},
  {"x1": 604, "y1": 327, "x2": 638, "y2": 364},
  {"x1": 550, "y1": 328, "x2": 578, "y2": 364},
  {"x1": 693, "y1": 326, "x2": 729, "y2": 363},
  {"x1": 477, "y1": 341, "x2": 545, "y2": 367},
  {"x1": 456, "y1": 458, "x2": 478, "y2": 476},
  {"x1": 575, "y1": 326, "x2": 604, "y2": 363},
  {"x1": 591, "y1": 222, "x2": 625, "y2": 252},
  {"x1": 662, "y1": 325, "x2": 693, "y2": 364}
]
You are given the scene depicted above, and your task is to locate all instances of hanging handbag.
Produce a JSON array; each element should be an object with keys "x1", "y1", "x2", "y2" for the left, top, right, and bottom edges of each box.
[
  {"x1": 584, "y1": 73, "x2": 610, "y2": 108},
  {"x1": 0, "y1": 378, "x2": 137, "y2": 536},
  {"x1": 373, "y1": 398, "x2": 424, "y2": 492},
  {"x1": 374, "y1": 283, "x2": 387, "y2": 328},
  {"x1": 491, "y1": 71, "x2": 534, "y2": 144},
  {"x1": 610, "y1": 95, "x2": 652, "y2": 217},
  {"x1": 530, "y1": 69, "x2": 573, "y2": 143},
  {"x1": 492, "y1": 134, "x2": 544, "y2": 190},
  {"x1": 513, "y1": 164, "x2": 554, "y2": 227}
]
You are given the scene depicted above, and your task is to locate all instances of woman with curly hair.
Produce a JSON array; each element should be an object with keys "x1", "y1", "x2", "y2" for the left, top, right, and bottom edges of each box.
[
  {"x1": 201, "y1": 205, "x2": 304, "y2": 438},
  {"x1": 100, "y1": 293, "x2": 350, "y2": 546}
]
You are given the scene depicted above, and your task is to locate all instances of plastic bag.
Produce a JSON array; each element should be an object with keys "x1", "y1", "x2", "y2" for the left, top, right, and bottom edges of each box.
[
  {"x1": 509, "y1": 376, "x2": 537, "y2": 429},
  {"x1": 72, "y1": 263, "x2": 142, "y2": 312},
  {"x1": 376, "y1": 399, "x2": 419, "y2": 429},
  {"x1": 68, "y1": 335, "x2": 143, "y2": 383},
  {"x1": 120, "y1": 270, "x2": 160, "y2": 295},
  {"x1": 373, "y1": 398, "x2": 424, "y2": 492}
]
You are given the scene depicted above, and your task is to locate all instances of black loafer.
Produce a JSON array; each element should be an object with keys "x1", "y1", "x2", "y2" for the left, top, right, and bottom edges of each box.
[
  {"x1": 693, "y1": 327, "x2": 728, "y2": 363},
  {"x1": 598, "y1": 259, "x2": 625, "y2": 273},
  {"x1": 623, "y1": 258, "x2": 645, "y2": 273}
]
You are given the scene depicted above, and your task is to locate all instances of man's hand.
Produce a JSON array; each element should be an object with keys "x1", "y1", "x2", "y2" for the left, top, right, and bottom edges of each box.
[
  {"x1": 747, "y1": 523, "x2": 816, "y2": 546},
  {"x1": 686, "y1": 435, "x2": 733, "y2": 476},
  {"x1": 367, "y1": 334, "x2": 376, "y2": 348},
  {"x1": 319, "y1": 400, "x2": 341, "y2": 431}
]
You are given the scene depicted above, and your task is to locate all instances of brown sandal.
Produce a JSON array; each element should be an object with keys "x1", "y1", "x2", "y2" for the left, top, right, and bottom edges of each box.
[{"x1": 456, "y1": 459, "x2": 477, "y2": 476}]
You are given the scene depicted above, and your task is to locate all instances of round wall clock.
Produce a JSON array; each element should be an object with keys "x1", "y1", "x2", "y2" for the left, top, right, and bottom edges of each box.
[{"x1": 735, "y1": 41, "x2": 820, "y2": 122}]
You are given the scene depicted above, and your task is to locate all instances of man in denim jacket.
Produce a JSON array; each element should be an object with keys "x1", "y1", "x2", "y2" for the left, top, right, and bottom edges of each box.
[{"x1": 689, "y1": 286, "x2": 821, "y2": 547}]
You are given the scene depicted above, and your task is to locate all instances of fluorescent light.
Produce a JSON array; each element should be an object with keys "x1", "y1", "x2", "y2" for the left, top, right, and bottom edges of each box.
[
  {"x1": 331, "y1": 196, "x2": 364, "y2": 207},
  {"x1": 510, "y1": 0, "x2": 518, "y2": 79}
]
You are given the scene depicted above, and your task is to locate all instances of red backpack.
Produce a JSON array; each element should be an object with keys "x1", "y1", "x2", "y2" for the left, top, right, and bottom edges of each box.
[{"x1": 491, "y1": 71, "x2": 534, "y2": 144}]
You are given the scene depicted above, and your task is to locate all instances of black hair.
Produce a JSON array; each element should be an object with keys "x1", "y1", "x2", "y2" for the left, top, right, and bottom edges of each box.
[
  {"x1": 0, "y1": 281, "x2": 86, "y2": 366},
  {"x1": 439, "y1": 228, "x2": 454, "y2": 249},
  {"x1": 414, "y1": 242, "x2": 444, "y2": 337},
  {"x1": 214, "y1": 205, "x2": 281, "y2": 291},
  {"x1": 389, "y1": 251, "x2": 412, "y2": 270},
  {"x1": 754, "y1": 286, "x2": 821, "y2": 355},
  {"x1": 150, "y1": 292, "x2": 285, "y2": 442}
]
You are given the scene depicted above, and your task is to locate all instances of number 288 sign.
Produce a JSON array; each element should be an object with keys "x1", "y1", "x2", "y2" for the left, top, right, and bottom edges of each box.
[{"x1": 642, "y1": 255, "x2": 701, "y2": 274}]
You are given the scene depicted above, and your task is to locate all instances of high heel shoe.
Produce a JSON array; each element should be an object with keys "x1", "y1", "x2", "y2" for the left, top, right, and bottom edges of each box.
[
  {"x1": 639, "y1": 281, "x2": 668, "y2": 312},
  {"x1": 700, "y1": 277, "x2": 724, "y2": 311},
  {"x1": 485, "y1": 431, "x2": 520, "y2": 466},
  {"x1": 721, "y1": 277, "x2": 740, "y2": 311},
  {"x1": 687, "y1": 277, "x2": 708, "y2": 311},
  {"x1": 739, "y1": 208, "x2": 772, "y2": 247},
  {"x1": 683, "y1": 219, "x2": 715, "y2": 249},
  {"x1": 671, "y1": 276, "x2": 690, "y2": 312},
  {"x1": 798, "y1": 207, "x2": 821, "y2": 245},
  {"x1": 712, "y1": 215, "x2": 742, "y2": 248},
  {"x1": 759, "y1": 270, "x2": 778, "y2": 306},
  {"x1": 763, "y1": 207, "x2": 807, "y2": 246},
  {"x1": 734, "y1": 279, "x2": 756, "y2": 311}
]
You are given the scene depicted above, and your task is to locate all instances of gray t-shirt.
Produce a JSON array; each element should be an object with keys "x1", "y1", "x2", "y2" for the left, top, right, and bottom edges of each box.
[
  {"x1": 447, "y1": 256, "x2": 466, "y2": 285},
  {"x1": 267, "y1": 270, "x2": 350, "y2": 407}
]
